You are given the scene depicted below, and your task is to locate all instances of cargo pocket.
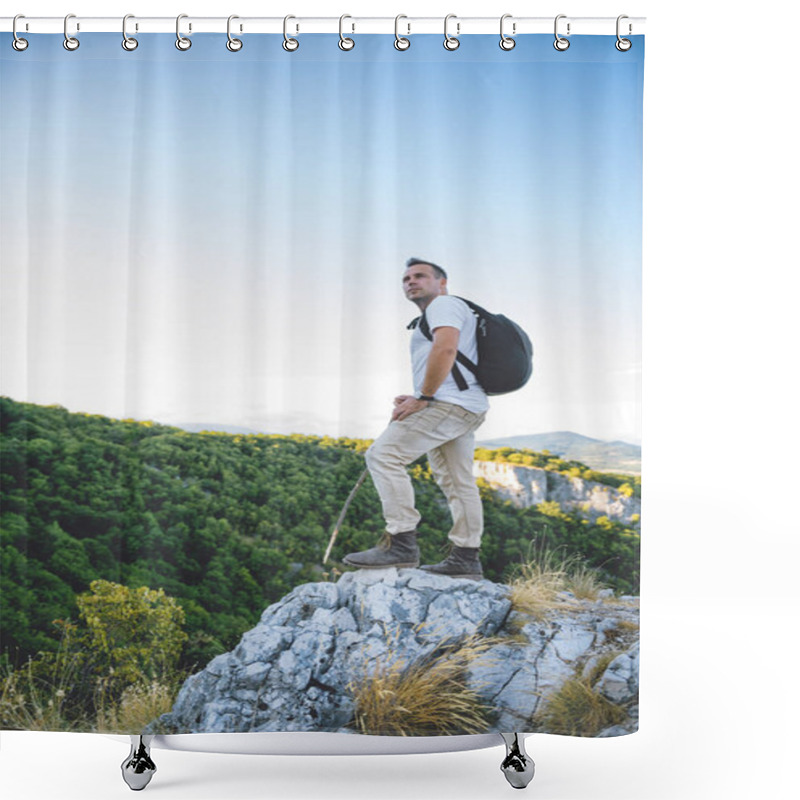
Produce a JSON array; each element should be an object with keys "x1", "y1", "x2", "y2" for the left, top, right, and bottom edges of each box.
[{"x1": 406, "y1": 403, "x2": 451, "y2": 434}]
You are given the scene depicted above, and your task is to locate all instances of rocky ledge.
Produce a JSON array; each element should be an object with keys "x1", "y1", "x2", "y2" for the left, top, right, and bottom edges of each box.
[{"x1": 152, "y1": 568, "x2": 639, "y2": 737}]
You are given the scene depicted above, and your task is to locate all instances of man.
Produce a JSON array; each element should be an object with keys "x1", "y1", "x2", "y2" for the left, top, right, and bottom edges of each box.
[{"x1": 342, "y1": 258, "x2": 489, "y2": 580}]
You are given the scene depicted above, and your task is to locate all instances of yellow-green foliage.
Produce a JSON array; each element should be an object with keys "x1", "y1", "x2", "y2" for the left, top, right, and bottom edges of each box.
[
  {"x1": 1, "y1": 581, "x2": 188, "y2": 732},
  {"x1": 78, "y1": 580, "x2": 187, "y2": 688},
  {"x1": 77, "y1": 580, "x2": 187, "y2": 723},
  {"x1": 536, "y1": 677, "x2": 626, "y2": 736},
  {"x1": 348, "y1": 629, "x2": 498, "y2": 736}
]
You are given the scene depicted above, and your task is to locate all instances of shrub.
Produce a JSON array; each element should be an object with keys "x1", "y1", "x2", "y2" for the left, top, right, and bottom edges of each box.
[
  {"x1": 0, "y1": 581, "x2": 188, "y2": 732},
  {"x1": 77, "y1": 580, "x2": 187, "y2": 695}
]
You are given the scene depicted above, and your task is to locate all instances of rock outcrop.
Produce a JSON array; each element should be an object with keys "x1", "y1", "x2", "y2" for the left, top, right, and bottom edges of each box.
[
  {"x1": 474, "y1": 461, "x2": 640, "y2": 526},
  {"x1": 153, "y1": 569, "x2": 639, "y2": 737}
]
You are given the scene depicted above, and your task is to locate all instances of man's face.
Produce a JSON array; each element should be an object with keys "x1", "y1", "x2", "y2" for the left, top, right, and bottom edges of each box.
[{"x1": 402, "y1": 264, "x2": 446, "y2": 304}]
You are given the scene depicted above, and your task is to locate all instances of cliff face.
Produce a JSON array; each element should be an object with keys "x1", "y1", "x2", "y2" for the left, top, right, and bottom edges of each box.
[
  {"x1": 153, "y1": 569, "x2": 639, "y2": 738},
  {"x1": 473, "y1": 461, "x2": 640, "y2": 526}
]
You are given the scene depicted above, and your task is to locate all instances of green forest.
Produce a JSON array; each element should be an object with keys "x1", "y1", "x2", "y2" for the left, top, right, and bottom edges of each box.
[{"x1": 1, "y1": 396, "x2": 640, "y2": 677}]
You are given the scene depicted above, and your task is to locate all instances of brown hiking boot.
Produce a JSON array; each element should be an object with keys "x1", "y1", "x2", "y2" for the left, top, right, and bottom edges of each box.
[
  {"x1": 419, "y1": 543, "x2": 483, "y2": 580},
  {"x1": 342, "y1": 530, "x2": 420, "y2": 569}
]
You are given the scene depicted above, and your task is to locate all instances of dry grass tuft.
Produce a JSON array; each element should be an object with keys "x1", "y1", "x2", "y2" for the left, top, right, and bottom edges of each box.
[
  {"x1": 0, "y1": 658, "x2": 85, "y2": 731},
  {"x1": 507, "y1": 546, "x2": 607, "y2": 619},
  {"x1": 601, "y1": 619, "x2": 640, "y2": 649},
  {"x1": 347, "y1": 626, "x2": 500, "y2": 736},
  {"x1": 584, "y1": 651, "x2": 623, "y2": 686},
  {"x1": 535, "y1": 677, "x2": 626, "y2": 736},
  {"x1": 565, "y1": 564, "x2": 607, "y2": 601},
  {"x1": 96, "y1": 680, "x2": 178, "y2": 734}
]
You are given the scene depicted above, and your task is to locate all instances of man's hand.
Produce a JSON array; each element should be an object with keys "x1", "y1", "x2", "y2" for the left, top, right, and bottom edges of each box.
[{"x1": 391, "y1": 396, "x2": 429, "y2": 422}]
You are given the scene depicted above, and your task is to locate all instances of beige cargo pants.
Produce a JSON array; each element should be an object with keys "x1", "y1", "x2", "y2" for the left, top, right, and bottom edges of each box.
[{"x1": 365, "y1": 401, "x2": 487, "y2": 549}]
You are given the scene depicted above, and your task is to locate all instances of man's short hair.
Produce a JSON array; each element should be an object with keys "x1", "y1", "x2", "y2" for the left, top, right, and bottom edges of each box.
[{"x1": 405, "y1": 257, "x2": 448, "y2": 281}]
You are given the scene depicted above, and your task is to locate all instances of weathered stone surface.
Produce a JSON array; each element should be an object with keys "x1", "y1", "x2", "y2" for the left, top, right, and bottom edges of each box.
[
  {"x1": 473, "y1": 461, "x2": 640, "y2": 526},
  {"x1": 152, "y1": 570, "x2": 639, "y2": 737},
  {"x1": 597, "y1": 642, "x2": 640, "y2": 704}
]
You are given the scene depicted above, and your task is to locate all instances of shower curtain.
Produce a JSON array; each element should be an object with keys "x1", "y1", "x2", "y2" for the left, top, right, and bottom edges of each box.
[{"x1": 0, "y1": 27, "x2": 643, "y2": 740}]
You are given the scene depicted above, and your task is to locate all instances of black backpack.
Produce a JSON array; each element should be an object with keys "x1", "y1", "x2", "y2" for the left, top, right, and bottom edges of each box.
[{"x1": 408, "y1": 297, "x2": 533, "y2": 396}]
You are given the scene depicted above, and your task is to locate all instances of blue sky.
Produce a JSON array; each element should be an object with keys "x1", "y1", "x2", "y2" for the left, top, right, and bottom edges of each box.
[{"x1": 1, "y1": 33, "x2": 644, "y2": 443}]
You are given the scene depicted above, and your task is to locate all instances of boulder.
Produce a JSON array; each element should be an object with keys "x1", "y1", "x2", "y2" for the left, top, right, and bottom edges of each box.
[{"x1": 153, "y1": 571, "x2": 639, "y2": 737}]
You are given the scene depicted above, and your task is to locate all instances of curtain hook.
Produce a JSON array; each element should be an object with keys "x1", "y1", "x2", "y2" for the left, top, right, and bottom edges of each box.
[
  {"x1": 283, "y1": 15, "x2": 299, "y2": 51},
  {"x1": 176, "y1": 14, "x2": 192, "y2": 51},
  {"x1": 443, "y1": 14, "x2": 460, "y2": 51},
  {"x1": 122, "y1": 15, "x2": 138, "y2": 51},
  {"x1": 12, "y1": 15, "x2": 29, "y2": 51},
  {"x1": 616, "y1": 15, "x2": 632, "y2": 51},
  {"x1": 554, "y1": 14, "x2": 570, "y2": 51},
  {"x1": 227, "y1": 15, "x2": 243, "y2": 51},
  {"x1": 339, "y1": 14, "x2": 355, "y2": 50},
  {"x1": 394, "y1": 14, "x2": 410, "y2": 51},
  {"x1": 499, "y1": 14, "x2": 516, "y2": 51},
  {"x1": 63, "y1": 13, "x2": 80, "y2": 51}
]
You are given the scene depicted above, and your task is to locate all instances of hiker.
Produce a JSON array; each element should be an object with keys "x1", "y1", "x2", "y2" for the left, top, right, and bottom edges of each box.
[{"x1": 343, "y1": 258, "x2": 489, "y2": 580}]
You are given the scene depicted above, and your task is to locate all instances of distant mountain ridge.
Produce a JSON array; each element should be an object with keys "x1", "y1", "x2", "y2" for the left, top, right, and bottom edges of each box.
[
  {"x1": 170, "y1": 424, "x2": 641, "y2": 474},
  {"x1": 477, "y1": 431, "x2": 641, "y2": 474}
]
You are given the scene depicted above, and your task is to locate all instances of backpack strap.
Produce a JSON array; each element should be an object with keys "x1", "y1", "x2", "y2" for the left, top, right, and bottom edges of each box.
[{"x1": 407, "y1": 311, "x2": 475, "y2": 392}]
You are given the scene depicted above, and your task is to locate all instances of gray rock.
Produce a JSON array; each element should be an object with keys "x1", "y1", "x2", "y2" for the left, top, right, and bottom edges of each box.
[
  {"x1": 473, "y1": 461, "x2": 640, "y2": 526},
  {"x1": 153, "y1": 570, "x2": 639, "y2": 737},
  {"x1": 597, "y1": 724, "x2": 635, "y2": 737},
  {"x1": 550, "y1": 624, "x2": 597, "y2": 663},
  {"x1": 597, "y1": 643, "x2": 639, "y2": 704}
]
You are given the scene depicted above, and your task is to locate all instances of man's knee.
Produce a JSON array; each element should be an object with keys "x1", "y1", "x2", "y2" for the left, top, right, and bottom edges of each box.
[
  {"x1": 365, "y1": 443, "x2": 378, "y2": 470},
  {"x1": 366, "y1": 439, "x2": 411, "y2": 472},
  {"x1": 365, "y1": 441, "x2": 390, "y2": 472}
]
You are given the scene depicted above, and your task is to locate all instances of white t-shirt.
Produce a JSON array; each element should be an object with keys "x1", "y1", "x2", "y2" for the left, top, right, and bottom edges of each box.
[{"x1": 410, "y1": 295, "x2": 489, "y2": 414}]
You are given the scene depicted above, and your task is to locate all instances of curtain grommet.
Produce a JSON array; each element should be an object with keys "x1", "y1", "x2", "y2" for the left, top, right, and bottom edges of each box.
[
  {"x1": 121, "y1": 15, "x2": 138, "y2": 51},
  {"x1": 63, "y1": 14, "x2": 80, "y2": 51},
  {"x1": 444, "y1": 14, "x2": 460, "y2": 51},
  {"x1": 394, "y1": 15, "x2": 410, "y2": 51},
  {"x1": 499, "y1": 14, "x2": 516, "y2": 50},
  {"x1": 12, "y1": 15, "x2": 29, "y2": 51},
  {"x1": 615, "y1": 15, "x2": 632, "y2": 51},
  {"x1": 554, "y1": 15, "x2": 570, "y2": 51},
  {"x1": 175, "y1": 14, "x2": 192, "y2": 51},
  {"x1": 226, "y1": 15, "x2": 243, "y2": 51},
  {"x1": 283, "y1": 15, "x2": 299, "y2": 51}
]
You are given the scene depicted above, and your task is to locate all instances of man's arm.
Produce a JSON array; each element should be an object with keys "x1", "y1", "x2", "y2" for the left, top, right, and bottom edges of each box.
[
  {"x1": 420, "y1": 326, "x2": 459, "y2": 396},
  {"x1": 392, "y1": 326, "x2": 459, "y2": 421}
]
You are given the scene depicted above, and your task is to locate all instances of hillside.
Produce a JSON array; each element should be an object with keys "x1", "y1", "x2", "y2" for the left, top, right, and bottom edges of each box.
[{"x1": 0, "y1": 396, "x2": 639, "y2": 673}]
